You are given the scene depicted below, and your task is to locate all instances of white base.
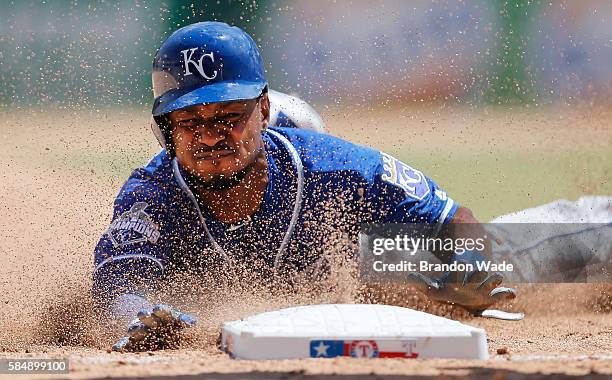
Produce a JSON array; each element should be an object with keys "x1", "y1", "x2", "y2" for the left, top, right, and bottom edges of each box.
[{"x1": 222, "y1": 304, "x2": 489, "y2": 360}]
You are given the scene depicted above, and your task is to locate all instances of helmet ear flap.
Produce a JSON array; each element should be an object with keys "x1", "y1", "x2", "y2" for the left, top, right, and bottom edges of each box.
[
  {"x1": 152, "y1": 115, "x2": 175, "y2": 157},
  {"x1": 151, "y1": 118, "x2": 167, "y2": 149}
]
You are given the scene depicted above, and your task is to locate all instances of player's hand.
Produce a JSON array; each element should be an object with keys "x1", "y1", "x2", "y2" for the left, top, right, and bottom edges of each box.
[
  {"x1": 111, "y1": 304, "x2": 197, "y2": 352},
  {"x1": 409, "y1": 252, "x2": 523, "y2": 320}
]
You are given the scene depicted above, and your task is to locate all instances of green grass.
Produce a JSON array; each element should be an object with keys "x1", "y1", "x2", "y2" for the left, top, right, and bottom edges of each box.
[
  {"x1": 57, "y1": 148, "x2": 158, "y2": 180},
  {"x1": 394, "y1": 149, "x2": 610, "y2": 220},
  {"x1": 62, "y1": 142, "x2": 610, "y2": 222}
]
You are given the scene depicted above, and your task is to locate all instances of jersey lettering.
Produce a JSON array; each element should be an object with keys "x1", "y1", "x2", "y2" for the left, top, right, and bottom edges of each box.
[{"x1": 106, "y1": 202, "x2": 161, "y2": 247}]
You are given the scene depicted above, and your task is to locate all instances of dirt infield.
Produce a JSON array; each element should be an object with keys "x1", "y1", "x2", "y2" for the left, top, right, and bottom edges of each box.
[{"x1": 0, "y1": 106, "x2": 610, "y2": 378}]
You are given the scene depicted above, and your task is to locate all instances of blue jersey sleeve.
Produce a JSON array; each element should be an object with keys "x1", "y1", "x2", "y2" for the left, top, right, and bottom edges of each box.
[
  {"x1": 266, "y1": 128, "x2": 458, "y2": 225},
  {"x1": 93, "y1": 176, "x2": 174, "y2": 301},
  {"x1": 373, "y1": 151, "x2": 458, "y2": 224}
]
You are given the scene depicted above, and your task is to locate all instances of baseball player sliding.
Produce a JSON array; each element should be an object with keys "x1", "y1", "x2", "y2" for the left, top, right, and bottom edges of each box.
[{"x1": 94, "y1": 22, "x2": 518, "y2": 352}]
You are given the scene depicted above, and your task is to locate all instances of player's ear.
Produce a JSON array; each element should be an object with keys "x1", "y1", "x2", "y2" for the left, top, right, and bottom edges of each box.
[{"x1": 259, "y1": 91, "x2": 270, "y2": 130}]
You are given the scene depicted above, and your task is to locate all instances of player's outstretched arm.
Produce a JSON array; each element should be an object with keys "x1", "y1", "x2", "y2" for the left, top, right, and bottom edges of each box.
[
  {"x1": 372, "y1": 152, "x2": 521, "y2": 318},
  {"x1": 93, "y1": 225, "x2": 197, "y2": 351},
  {"x1": 409, "y1": 206, "x2": 522, "y2": 320}
]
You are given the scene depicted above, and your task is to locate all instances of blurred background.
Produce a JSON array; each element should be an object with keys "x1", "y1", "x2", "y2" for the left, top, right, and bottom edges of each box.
[
  {"x1": 2, "y1": 0, "x2": 612, "y2": 107},
  {"x1": 0, "y1": 0, "x2": 609, "y2": 225}
]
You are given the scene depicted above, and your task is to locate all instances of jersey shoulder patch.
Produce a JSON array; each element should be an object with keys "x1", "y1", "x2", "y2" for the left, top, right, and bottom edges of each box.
[
  {"x1": 106, "y1": 202, "x2": 161, "y2": 248},
  {"x1": 380, "y1": 152, "x2": 430, "y2": 200}
]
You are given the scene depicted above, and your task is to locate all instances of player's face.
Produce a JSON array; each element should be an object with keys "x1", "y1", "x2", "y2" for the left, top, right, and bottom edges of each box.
[{"x1": 169, "y1": 94, "x2": 269, "y2": 183}]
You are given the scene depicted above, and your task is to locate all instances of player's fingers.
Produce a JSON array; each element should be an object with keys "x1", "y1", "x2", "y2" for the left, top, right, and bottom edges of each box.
[
  {"x1": 127, "y1": 321, "x2": 149, "y2": 341},
  {"x1": 111, "y1": 336, "x2": 131, "y2": 352},
  {"x1": 465, "y1": 270, "x2": 488, "y2": 286},
  {"x1": 176, "y1": 312, "x2": 197, "y2": 327},
  {"x1": 477, "y1": 272, "x2": 503, "y2": 292},
  {"x1": 137, "y1": 309, "x2": 158, "y2": 328},
  {"x1": 152, "y1": 304, "x2": 174, "y2": 323},
  {"x1": 445, "y1": 266, "x2": 463, "y2": 284},
  {"x1": 407, "y1": 272, "x2": 441, "y2": 290},
  {"x1": 489, "y1": 286, "x2": 517, "y2": 301}
]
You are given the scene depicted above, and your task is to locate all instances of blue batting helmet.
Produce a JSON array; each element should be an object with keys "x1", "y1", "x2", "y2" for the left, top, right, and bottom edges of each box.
[{"x1": 151, "y1": 21, "x2": 267, "y2": 117}]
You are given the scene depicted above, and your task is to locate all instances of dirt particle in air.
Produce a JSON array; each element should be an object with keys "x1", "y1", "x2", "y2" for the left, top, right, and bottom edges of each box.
[{"x1": 496, "y1": 347, "x2": 509, "y2": 355}]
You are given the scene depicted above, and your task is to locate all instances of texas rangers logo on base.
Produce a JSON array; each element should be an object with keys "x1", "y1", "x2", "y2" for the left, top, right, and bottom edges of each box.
[
  {"x1": 106, "y1": 202, "x2": 160, "y2": 247},
  {"x1": 401, "y1": 340, "x2": 419, "y2": 359},
  {"x1": 349, "y1": 340, "x2": 379, "y2": 358},
  {"x1": 309, "y1": 339, "x2": 419, "y2": 359}
]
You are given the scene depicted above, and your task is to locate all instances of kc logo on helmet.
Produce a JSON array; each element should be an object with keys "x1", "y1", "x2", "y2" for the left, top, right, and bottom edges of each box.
[{"x1": 181, "y1": 48, "x2": 218, "y2": 80}]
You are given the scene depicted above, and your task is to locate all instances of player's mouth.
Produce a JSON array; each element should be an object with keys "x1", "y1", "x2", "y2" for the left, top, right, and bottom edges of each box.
[{"x1": 192, "y1": 148, "x2": 234, "y2": 161}]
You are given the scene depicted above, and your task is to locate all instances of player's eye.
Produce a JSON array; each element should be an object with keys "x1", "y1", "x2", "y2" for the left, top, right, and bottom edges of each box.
[
  {"x1": 212, "y1": 113, "x2": 242, "y2": 126},
  {"x1": 177, "y1": 119, "x2": 201, "y2": 129},
  {"x1": 222, "y1": 112, "x2": 243, "y2": 120}
]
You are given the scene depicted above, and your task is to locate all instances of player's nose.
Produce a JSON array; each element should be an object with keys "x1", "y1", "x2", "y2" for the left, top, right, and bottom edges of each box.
[{"x1": 194, "y1": 126, "x2": 226, "y2": 147}]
